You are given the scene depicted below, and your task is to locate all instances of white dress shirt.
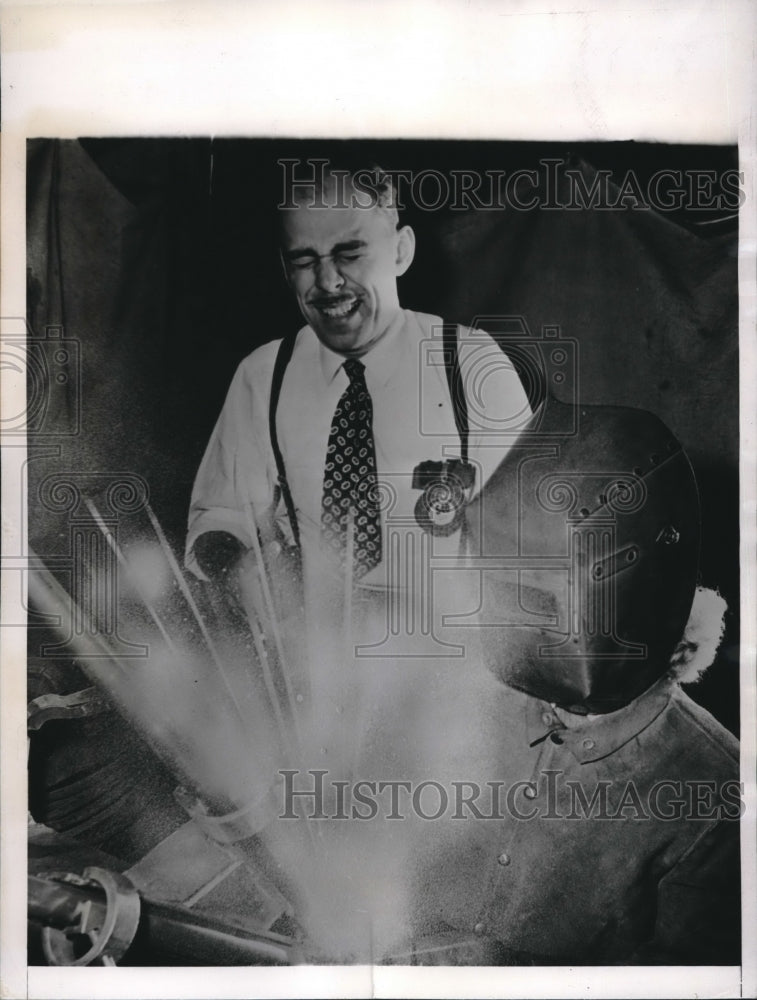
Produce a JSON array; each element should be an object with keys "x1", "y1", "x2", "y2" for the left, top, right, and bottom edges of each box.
[{"x1": 186, "y1": 308, "x2": 531, "y2": 599}]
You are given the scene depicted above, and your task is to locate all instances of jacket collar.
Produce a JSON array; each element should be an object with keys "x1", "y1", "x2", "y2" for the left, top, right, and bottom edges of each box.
[{"x1": 526, "y1": 675, "x2": 675, "y2": 763}]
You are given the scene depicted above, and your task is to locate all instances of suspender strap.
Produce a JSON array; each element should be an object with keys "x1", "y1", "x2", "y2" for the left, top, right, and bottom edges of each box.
[
  {"x1": 269, "y1": 334, "x2": 301, "y2": 549},
  {"x1": 442, "y1": 323, "x2": 469, "y2": 464}
]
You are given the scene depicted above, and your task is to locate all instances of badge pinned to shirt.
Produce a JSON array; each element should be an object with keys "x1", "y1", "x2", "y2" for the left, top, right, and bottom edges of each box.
[{"x1": 412, "y1": 458, "x2": 476, "y2": 536}]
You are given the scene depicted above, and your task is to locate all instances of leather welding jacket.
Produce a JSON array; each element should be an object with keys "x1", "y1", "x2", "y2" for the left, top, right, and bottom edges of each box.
[{"x1": 406, "y1": 671, "x2": 741, "y2": 965}]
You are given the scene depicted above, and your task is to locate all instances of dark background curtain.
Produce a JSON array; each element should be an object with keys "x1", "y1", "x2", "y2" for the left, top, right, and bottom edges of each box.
[{"x1": 26, "y1": 137, "x2": 740, "y2": 735}]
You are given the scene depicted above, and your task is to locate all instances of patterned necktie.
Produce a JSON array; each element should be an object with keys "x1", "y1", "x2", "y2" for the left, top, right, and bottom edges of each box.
[{"x1": 321, "y1": 358, "x2": 382, "y2": 578}]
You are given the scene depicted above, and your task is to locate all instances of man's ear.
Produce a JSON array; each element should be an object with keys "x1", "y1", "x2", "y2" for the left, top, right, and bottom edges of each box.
[{"x1": 395, "y1": 225, "x2": 416, "y2": 276}]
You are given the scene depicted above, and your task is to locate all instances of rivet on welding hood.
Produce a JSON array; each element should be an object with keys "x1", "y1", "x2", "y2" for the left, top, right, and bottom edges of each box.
[{"x1": 656, "y1": 525, "x2": 680, "y2": 545}]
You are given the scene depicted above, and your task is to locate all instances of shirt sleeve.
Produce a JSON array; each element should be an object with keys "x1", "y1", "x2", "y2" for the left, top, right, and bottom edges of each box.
[
  {"x1": 185, "y1": 350, "x2": 278, "y2": 579},
  {"x1": 458, "y1": 326, "x2": 533, "y2": 495},
  {"x1": 628, "y1": 818, "x2": 741, "y2": 965}
]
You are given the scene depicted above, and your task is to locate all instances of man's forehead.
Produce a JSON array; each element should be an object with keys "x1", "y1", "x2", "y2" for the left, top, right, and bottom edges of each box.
[{"x1": 279, "y1": 201, "x2": 389, "y2": 251}]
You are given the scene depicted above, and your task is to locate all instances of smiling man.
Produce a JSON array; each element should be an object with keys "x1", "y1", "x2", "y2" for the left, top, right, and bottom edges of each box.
[
  {"x1": 185, "y1": 159, "x2": 532, "y2": 630},
  {"x1": 279, "y1": 176, "x2": 416, "y2": 358}
]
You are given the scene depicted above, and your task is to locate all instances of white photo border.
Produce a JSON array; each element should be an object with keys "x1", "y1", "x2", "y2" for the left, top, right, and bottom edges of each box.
[{"x1": 2, "y1": 2, "x2": 755, "y2": 998}]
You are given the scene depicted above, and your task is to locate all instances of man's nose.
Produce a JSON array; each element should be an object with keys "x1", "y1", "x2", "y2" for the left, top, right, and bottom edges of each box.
[{"x1": 314, "y1": 256, "x2": 344, "y2": 293}]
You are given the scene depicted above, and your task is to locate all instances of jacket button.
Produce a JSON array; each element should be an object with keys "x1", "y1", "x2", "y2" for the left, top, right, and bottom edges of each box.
[
  {"x1": 497, "y1": 852, "x2": 511, "y2": 866},
  {"x1": 473, "y1": 921, "x2": 486, "y2": 935},
  {"x1": 295, "y1": 693, "x2": 304, "y2": 704},
  {"x1": 582, "y1": 738, "x2": 595, "y2": 750},
  {"x1": 523, "y1": 785, "x2": 537, "y2": 800},
  {"x1": 541, "y1": 712, "x2": 554, "y2": 726}
]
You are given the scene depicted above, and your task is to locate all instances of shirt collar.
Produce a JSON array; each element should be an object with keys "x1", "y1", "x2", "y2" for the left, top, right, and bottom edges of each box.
[
  {"x1": 526, "y1": 675, "x2": 675, "y2": 763},
  {"x1": 318, "y1": 309, "x2": 409, "y2": 386}
]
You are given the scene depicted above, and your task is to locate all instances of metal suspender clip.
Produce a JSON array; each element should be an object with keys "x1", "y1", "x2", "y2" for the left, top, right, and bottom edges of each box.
[{"x1": 411, "y1": 323, "x2": 473, "y2": 536}]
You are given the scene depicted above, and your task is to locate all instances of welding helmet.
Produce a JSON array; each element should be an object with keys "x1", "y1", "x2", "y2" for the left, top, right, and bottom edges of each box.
[{"x1": 465, "y1": 399, "x2": 700, "y2": 713}]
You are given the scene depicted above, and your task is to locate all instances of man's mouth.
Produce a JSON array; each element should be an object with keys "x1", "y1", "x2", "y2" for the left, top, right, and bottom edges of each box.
[{"x1": 314, "y1": 296, "x2": 361, "y2": 320}]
